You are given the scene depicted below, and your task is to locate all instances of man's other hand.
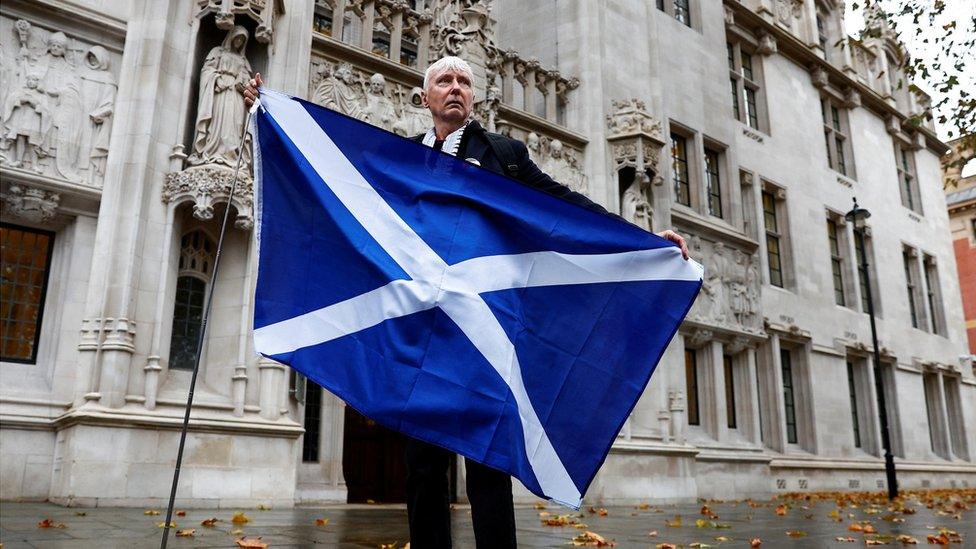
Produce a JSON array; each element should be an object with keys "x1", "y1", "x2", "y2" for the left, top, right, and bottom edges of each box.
[
  {"x1": 656, "y1": 229, "x2": 689, "y2": 260},
  {"x1": 244, "y1": 72, "x2": 263, "y2": 109}
]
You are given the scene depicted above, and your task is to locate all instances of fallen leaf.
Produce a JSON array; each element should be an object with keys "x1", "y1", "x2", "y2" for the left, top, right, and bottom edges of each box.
[
  {"x1": 144, "y1": 510, "x2": 161, "y2": 516},
  {"x1": 74, "y1": 512, "x2": 87, "y2": 517},
  {"x1": 850, "y1": 523, "x2": 865, "y2": 532},
  {"x1": 37, "y1": 519, "x2": 67, "y2": 529},
  {"x1": 864, "y1": 524, "x2": 878, "y2": 534},
  {"x1": 896, "y1": 534, "x2": 918, "y2": 544},
  {"x1": 714, "y1": 522, "x2": 731, "y2": 529},
  {"x1": 534, "y1": 502, "x2": 547, "y2": 510},
  {"x1": 655, "y1": 544, "x2": 676, "y2": 549},
  {"x1": 695, "y1": 518, "x2": 711, "y2": 528},
  {"x1": 571, "y1": 530, "x2": 614, "y2": 547},
  {"x1": 235, "y1": 537, "x2": 268, "y2": 549},
  {"x1": 201, "y1": 517, "x2": 220, "y2": 527},
  {"x1": 786, "y1": 530, "x2": 807, "y2": 538},
  {"x1": 689, "y1": 543, "x2": 713, "y2": 548},
  {"x1": 637, "y1": 503, "x2": 651, "y2": 510},
  {"x1": 315, "y1": 518, "x2": 329, "y2": 526},
  {"x1": 176, "y1": 510, "x2": 186, "y2": 517},
  {"x1": 865, "y1": 540, "x2": 888, "y2": 546},
  {"x1": 665, "y1": 515, "x2": 682, "y2": 528},
  {"x1": 155, "y1": 521, "x2": 176, "y2": 528},
  {"x1": 749, "y1": 539, "x2": 762, "y2": 547},
  {"x1": 775, "y1": 505, "x2": 788, "y2": 516},
  {"x1": 714, "y1": 536, "x2": 731, "y2": 542},
  {"x1": 648, "y1": 530, "x2": 658, "y2": 537},
  {"x1": 835, "y1": 537, "x2": 857, "y2": 542},
  {"x1": 175, "y1": 529, "x2": 195, "y2": 537},
  {"x1": 541, "y1": 514, "x2": 581, "y2": 527},
  {"x1": 232, "y1": 512, "x2": 251, "y2": 525}
]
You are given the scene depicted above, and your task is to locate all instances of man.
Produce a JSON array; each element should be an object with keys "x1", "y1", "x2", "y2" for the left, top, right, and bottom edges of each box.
[{"x1": 244, "y1": 56, "x2": 688, "y2": 548}]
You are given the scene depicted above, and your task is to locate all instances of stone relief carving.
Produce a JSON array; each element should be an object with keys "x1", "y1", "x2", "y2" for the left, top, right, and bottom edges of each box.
[
  {"x1": 0, "y1": 17, "x2": 119, "y2": 187},
  {"x1": 521, "y1": 131, "x2": 586, "y2": 193},
  {"x1": 687, "y1": 236, "x2": 763, "y2": 334},
  {"x1": 775, "y1": 0, "x2": 804, "y2": 29},
  {"x1": 196, "y1": 0, "x2": 281, "y2": 44},
  {"x1": 2, "y1": 184, "x2": 60, "y2": 223},
  {"x1": 188, "y1": 25, "x2": 252, "y2": 168},
  {"x1": 364, "y1": 73, "x2": 398, "y2": 132},
  {"x1": 605, "y1": 99, "x2": 662, "y2": 140},
  {"x1": 312, "y1": 62, "x2": 366, "y2": 120},
  {"x1": 620, "y1": 172, "x2": 651, "y2": 230},
  {"x1": 162, "y1": 165, "x2": 254, "y2": 230},
  {"x1": 392, "y1": 86, "x2": 433, "y2": 137}
]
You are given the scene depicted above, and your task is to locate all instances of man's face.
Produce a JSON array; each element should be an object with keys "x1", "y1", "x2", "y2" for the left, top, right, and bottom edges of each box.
[{"x1": 422, "y1": 68, "x2": 474, "y2": 126}]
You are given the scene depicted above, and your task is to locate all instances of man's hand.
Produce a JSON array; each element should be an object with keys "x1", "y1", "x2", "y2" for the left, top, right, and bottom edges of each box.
[
  {"x1": 656, "y1": 229, "x2": 689, "y2": 260},
  {"x1": 244, "y1": 72, "x2": 263, "y2": 109}
]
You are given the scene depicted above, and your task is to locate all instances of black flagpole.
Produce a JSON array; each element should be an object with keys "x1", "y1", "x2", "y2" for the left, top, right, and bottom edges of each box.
[{"x1": 160, "y1": 103, "x2": 257, "y2": 549}]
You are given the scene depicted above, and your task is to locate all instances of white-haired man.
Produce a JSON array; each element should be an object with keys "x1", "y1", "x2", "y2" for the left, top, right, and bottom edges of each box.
[{"x1": 244, "y1": 56, "x2": 688, "y2": 548}]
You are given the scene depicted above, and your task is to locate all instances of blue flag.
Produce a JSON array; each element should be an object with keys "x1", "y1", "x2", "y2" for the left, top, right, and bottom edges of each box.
[{"x1": 251, "y1": 89, "x2": 702, "y2": 508}]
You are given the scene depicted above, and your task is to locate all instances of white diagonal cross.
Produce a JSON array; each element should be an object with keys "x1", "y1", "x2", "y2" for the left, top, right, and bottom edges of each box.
[{"x1": 253, "y1": 90, "x2": 703, "y2": 507}]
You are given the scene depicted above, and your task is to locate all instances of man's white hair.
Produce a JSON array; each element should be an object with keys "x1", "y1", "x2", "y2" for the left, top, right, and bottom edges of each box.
[{"x1": 423, "y1": 56, "x2": 474, "y2": 90}]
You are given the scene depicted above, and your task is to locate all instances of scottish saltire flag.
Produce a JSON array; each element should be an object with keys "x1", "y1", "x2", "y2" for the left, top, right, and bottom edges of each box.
[{"x1": 250, "y1": 88, "x2": 702, "y2": 508}]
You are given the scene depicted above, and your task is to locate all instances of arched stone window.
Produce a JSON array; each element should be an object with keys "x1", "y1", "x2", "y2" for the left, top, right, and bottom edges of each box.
[{"x1": 167, "y1": 229, "x2": 216, "y2": 370}]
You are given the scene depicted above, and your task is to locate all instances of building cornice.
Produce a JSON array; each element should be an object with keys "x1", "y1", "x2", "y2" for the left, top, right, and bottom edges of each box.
[{"x1": 724, "y1": 1, "x2": 948, "y2": 157}]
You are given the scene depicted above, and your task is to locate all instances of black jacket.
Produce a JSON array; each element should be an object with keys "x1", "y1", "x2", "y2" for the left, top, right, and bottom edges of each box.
[{"x1": 412, "y1": 121, "x2": 611, "y2": 216}]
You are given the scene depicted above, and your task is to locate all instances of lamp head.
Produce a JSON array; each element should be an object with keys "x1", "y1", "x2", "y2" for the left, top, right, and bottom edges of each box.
[{"x1": 845, "y1": 197, "x2": 871, "y2": 230}]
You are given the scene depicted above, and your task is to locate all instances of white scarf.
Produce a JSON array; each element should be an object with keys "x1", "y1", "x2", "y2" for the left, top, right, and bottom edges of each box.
[{"x1": 421, "y1": 122, "x2": 468, "y2": 157}]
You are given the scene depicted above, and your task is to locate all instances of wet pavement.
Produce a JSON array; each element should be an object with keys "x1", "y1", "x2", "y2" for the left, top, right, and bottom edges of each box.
[{"x1": 1, "y1": 489, "x2": 973, "y2": 548}]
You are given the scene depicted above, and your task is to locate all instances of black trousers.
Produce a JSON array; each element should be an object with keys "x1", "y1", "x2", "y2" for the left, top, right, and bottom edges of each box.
[{"x1": 405, "y1": 436, "x2": 517, "y2": 548}]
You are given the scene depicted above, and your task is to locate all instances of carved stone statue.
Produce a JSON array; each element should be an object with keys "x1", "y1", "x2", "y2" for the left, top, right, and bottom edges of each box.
[
  {"x1": 363, "y1": 73, "x2": 397, "y2": 131},
  {"x1": 313, "y1": 62, "x2": 365, "y2": 120},
  {"x1": 79, "y1": 46, "x2": 116, "y2": 183},
  {"x1": 392, "y1": 86, "x2": 432, "y2": 137},
  {"x1": 621, "y1": 173, "x2": 651, "y2": 230},
  {"x1": 40, "y1": 31, "x2": 84, "y2": 181},
  {"x1": 525, "y1": 132, "x2": 542, "y2": 165},
  {"x1": 188, "y1": 26, "x2": 252, "y2": 168},
  {"x1": 1, "y1": 73, "x2": 51, "y2": 171}
]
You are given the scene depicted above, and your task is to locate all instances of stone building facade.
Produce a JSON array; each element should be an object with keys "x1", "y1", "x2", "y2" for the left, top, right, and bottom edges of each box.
[
  {"x1": 943, "y1": 136, "x2": 976, "y2": 355},
  {"x1": 1, "y1": 0, "x2": 973, "y2": 507}
]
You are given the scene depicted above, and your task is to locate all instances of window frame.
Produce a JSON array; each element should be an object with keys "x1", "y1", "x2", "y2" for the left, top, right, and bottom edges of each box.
[
  {"x1": 728, "y1": 41, "x2": 765, "y2": 132},
  {"x1": 167, "y1": 229, "x2": 217, "y2": 371},
  {"x1": 723, "y1": 354, "x2": 737, "y2": 429},
  {"x1": 922, "y1": 254, "x2": 946, "y2": 336},
  {"x1": 704, "y1": 145, "x2": 725, "y2": 219},
  {"x1": 827, "y1": 217, "x2": 846, "y2": 306},
  {"x1": 846, "y1": 360, "x2": 862, "y2": 448},
  {"x1": 670, "y1": 130, "x2": 693, "y2": 208},
  {"x1": 0, "y1": 223, "x2": 56, "y2": 365},
  {"x1": 781, "y1": 347, "x2": 798, "y2": 445},
  {"x1": 821, "y1": 96, "x2": 855, "y2": 178},
  {"x1": 903, "y1": 247, "x2": 925, "y2": 330},
  {"x1": 761, "y1": 182, "x2": 792, "y2": 289},
  {"x1": 657, "y1": 0, "x2": 694, "y2": 28},
  {"x1": 895, "y1": 140, "x2": 922, "y2": 214}
]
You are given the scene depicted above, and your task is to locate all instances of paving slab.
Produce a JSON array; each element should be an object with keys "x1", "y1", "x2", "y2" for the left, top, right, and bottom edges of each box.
[{"x1": 1, "y1": 489, "x2": 973, "y2": 548}]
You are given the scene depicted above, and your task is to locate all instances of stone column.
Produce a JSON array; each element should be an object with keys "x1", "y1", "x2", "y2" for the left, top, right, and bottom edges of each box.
[
  {"x1": 361, "y1": 1, "x2": 376, "y2": 52},
  {"x1": 744, "y1": 347, "x2": 763, "y2": 445},
  {"x1": 78, "y1": 0, "x2": 195, "y2": 409},
  {"x1": 389, "y1": 8, "x2": 404, "y2": 63},
  {"x1": 703, "y1": 340, "x2": 728, "y2": 442},
  {"x1": 544, "y1": 73, "x2": 558, "y2": 121},
  {"x1": 258, "y1": 358, "x2": 286, "y2": 420},
  {"x1": 522, "y1": 59, "x2": 538, "y2": 112},
  {"x1": 333, "y1": 0, "x2": 347, "y2": 41},
  {"x1": 767, "y1": 334, "x2": 788, "y2": 452}
]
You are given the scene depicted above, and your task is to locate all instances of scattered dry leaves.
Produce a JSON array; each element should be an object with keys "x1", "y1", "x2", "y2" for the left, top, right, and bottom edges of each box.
[
  {"x1": 896, "y1": 534, "x2": 919, "y2": 544},
  {"x1": 176, "y1": 510, "x2": 186, "y2": 517},
  {"x1": 665, "y1": 515, "x2": 682, "y2": 528},
  {"x1": 175, "y1": 529, "x2": 195, "y2": 537},
  {"x1": 232, "y1": 512, "x2": 251, "y2": 525},
  {"x1": 647, "y1": 530, "x2": 658, "y2": 537},
  {"x1": 144, "y1": 510, "x2": 160, "y2": 516},
  {"x1": 541, "y1": 514, "x2": 581, "y2": 527},
  {"x1": 774, "y1": 504, "x2": 788, "y2": 516},
  {"x1": 835, "y1": 537, "x2": 857, "y2": 542},
  {"x1": 749, "y1": 538, "x2": 762, "y2": 547},
  {"x1": 200, "y1": 517, "x2": 220, "y2": 527},
  {"x1": 785, "y1": 530, "x2": 807, "y2": 538},
  {"x1": 155, "y1": 521, "x2": 176, "y2": 528},
  {"x1": 636, "y1": 503, "x2": 651, "y2": 510},
  {"x1": 37, "y1": 519, "x2": 66, "y2": 529},
  {"x1": 655, "y1": 544, "x2": 676, "y2": 549},
  {"x1": 74, "y1": 512, "x2": 87, "y2": 517},
  {"x1": 314, "y1": 518, "x2": 329, "y2": 526}
]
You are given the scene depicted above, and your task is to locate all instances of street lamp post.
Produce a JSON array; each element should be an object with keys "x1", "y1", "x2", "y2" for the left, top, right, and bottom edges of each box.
[{"x1": 845, "y1": 197, "x2": 899, "y2": 501}]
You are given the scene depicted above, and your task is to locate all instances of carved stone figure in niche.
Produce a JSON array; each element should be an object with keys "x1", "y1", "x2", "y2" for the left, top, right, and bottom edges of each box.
[
  {"x1": 363, "y1": 73, "x2": 397, "y2": 131},
  {"x1": 80, "y1": 46, "x2": 116, "y2": 183},
  {"x1": 621, "y1": 172, "x2": 651, "y2": 231},
  {"x1": 392, "y1": 87, "x2": 432, "y2": 137},
  {"x1": 40, "y1": 31, "x2": 84, "y2": 181},
  {"x1": 313, "y1": 62, "x2": 365, "y2": 120},
  {"x1": 730, "y1": 251, "x2": 749, "y2": 323},
  {"x1": 189, "y1": 26, "x2": 252, "y2": 168},
  {"x1": 1, "y1": 73, "x2": 51, "y2": 170}
]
